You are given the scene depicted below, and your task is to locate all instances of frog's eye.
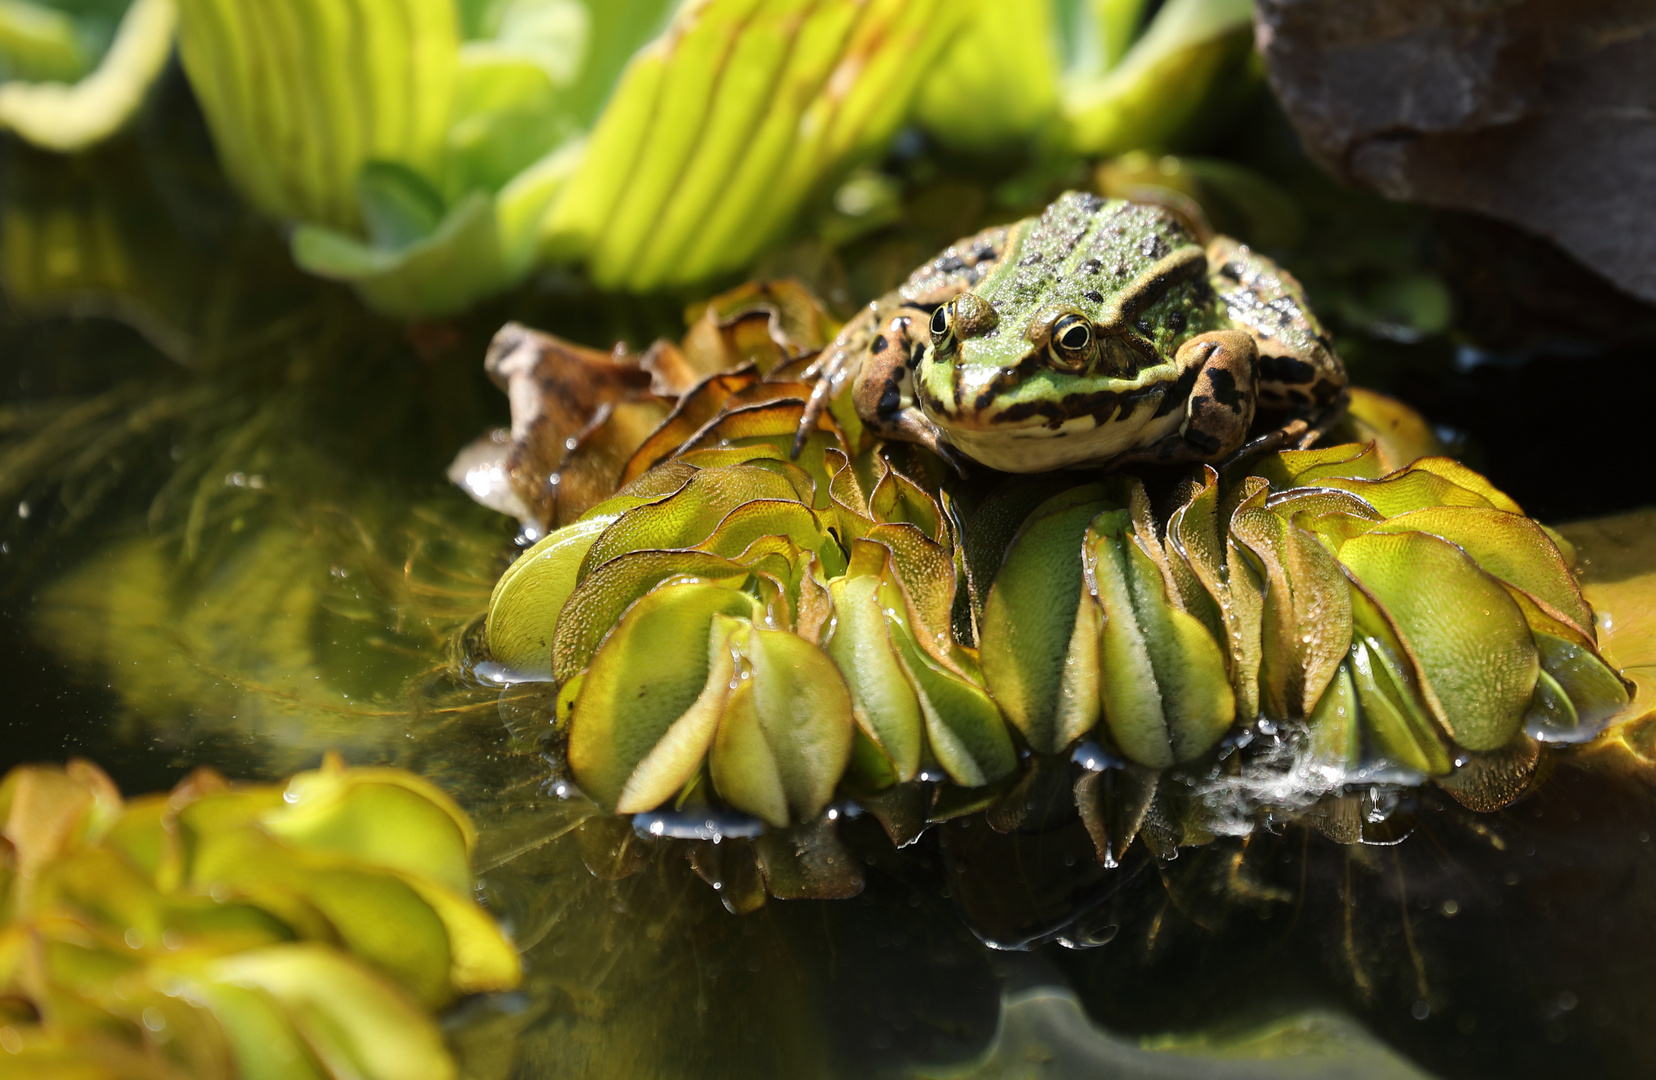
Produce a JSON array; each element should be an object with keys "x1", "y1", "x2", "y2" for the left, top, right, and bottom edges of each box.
[
  {"x1": 930, "y1": 303, "x2": 954, "y2": 347},
  {"x1": 1048, "y1": 314, "x2": 1094, "y2": 371}
]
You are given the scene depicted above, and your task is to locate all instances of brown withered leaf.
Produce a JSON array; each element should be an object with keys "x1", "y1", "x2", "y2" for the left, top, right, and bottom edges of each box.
[
  {"x1": 456, "y1": 322, "x2": 669, "y2": 531},
  {"x1": 681, "y1": 280, "x2": 837, "y2": 379}
]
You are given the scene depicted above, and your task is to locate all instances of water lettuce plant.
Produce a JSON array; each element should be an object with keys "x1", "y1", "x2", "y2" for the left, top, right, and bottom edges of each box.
[
  {"x1": 0, "y1": 755, "x2": 519, "y2": 1080},
  {"x1": 477, "y1": 291, "x2": 1630, "y2": 900}
]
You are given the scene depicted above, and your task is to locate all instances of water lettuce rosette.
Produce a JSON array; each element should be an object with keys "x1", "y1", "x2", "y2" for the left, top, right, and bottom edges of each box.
[
  {"x1": 980, "y1": 445, "x2": 1628, "y2": 790},
  {"x1": 489, "y1": 401, "x2": 1630, "y2": 880},
  {"x1": 487, "y1": 395, "x2": 1019, "y2": 831}
]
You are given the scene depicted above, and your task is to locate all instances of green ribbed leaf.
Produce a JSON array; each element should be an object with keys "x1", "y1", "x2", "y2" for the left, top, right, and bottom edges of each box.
[
  {"x1": 178, "y1": 0, "x2": 458, "y2": 230},
  {"x1": 1339, "y1": 531, "x2": 1538, "y2": 753},
  {"x1": 1230, "y1": 487, "x2": 1352, "y2": 720},
  {"x1": 913, "y1": 0, "x2": 1057, "y2": 150},
  {"x1": 1346, "y1": 591, "x2": 1453, "y2": 776},
  {"x1": 1306, "y1": 660, "x2": 1361, "y2": 772},
  {"x1": 1088, "y1": 509, "x2": 1234, "y2": 767},
  {"x1": 979, "y1": 485, "x2": 1110, "y2": 754},
  {"x1": 567, "y1": 581, "x2": 759, "y2": 811},
  {"x1": 824, "y1": 570, "x2": 925, "y2": 784},
  {"x1": 709, "y1": 622, "x2": 854, "y2": 827},
  {"x1": 486, "y1": 515, "x2": 615, "y2": 681},
  {"x1": 543, "y1": 0, "x2": 976, "y2": 290},
  {"x1": 1062, "y1": 0, "x2": 1254, "y2": 155},
  {"x1": 1368, "y1": 506, "x2": 1593, "y2": 640}
]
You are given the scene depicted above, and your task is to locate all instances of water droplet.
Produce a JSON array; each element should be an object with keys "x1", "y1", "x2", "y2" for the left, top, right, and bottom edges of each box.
[{"x1": 1411, "y1": 1000, "x2": 1431, "y2": 1020}]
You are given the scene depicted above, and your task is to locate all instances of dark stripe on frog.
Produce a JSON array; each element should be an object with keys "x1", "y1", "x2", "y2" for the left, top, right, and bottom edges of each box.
[
  {"x1": 969, "y1": 352, "x2": 1048, "y2": 413},
  {"x1": 877, "y1": 372, "x2": 904, "y2": 420},
  {"x1": 1184, "y1": 427, "x2": 1223, "y2": 455},
  {"x1": 1155, "y1": 366, "x2": 1201, "y2": 417},
  {"x1": 1259, "y1": 353, "x2": 1317, "y2": 388}
]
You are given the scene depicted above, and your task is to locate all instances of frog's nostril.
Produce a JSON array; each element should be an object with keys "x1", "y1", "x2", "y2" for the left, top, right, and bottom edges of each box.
[{"x1": 953, "y1": 293, "x2": 999, "y2": 337}]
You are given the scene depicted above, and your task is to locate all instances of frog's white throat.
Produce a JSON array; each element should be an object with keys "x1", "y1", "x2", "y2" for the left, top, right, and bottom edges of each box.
[{"x1": 934, "y1": 407, "x2": 1184, "y2": 473}]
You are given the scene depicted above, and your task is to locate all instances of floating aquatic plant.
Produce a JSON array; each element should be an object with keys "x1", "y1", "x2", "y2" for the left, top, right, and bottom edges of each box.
[
  {"x1": 492, "y1": 429, "x2": 1629, "y2": 825},
  {"x1": 0, "y1": 754, "x2": 519, "y2": 1079},
  {"x1": 471, "y1": 283, "x2": 1633, "y2": 905}
]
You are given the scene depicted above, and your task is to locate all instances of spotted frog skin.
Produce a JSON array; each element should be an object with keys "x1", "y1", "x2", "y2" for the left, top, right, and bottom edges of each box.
[{"x1": 799, "y1": 192, "x2": 1348, "y2": 473}]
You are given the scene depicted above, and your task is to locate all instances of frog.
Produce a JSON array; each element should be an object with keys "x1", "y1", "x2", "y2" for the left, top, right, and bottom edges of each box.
[{"x1": 796, "y1": 191, "x2": 1348, "y2": 473}]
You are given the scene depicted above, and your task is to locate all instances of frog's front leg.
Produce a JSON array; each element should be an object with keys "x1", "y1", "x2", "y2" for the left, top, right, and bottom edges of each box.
[
  {"x1": 1115, "y1": 329, "x2": 1259, "y2": 467},
  {"x1": 794, "y1": 304, "x2": 875, "y2": 457},
  {"x1": 849, "y1": 307, "x2": 969, "y2": 472}
]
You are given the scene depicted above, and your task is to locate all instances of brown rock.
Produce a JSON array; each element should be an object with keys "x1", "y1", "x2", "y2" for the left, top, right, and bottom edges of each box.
[{"x1": 1255, "y1": 0, "x2": 1656, "y2": 303}]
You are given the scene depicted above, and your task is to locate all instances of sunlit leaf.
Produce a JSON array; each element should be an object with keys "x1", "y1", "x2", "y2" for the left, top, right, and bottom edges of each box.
[
  {"x1": 205, "y1": 944, "x2": 456, "y2": 1080},
  {"x1": 1367, "y1": 506, "x2": 1593, "y2": 639},
  {"x1": 709, "y1": 623, "x2": 855, "y2": 827},
  {"x1": 824, "y1": 570, "x2": 925, "y2": 784},
  {"x1": 543, "y1": 0, "x2": 978, "y2": 290},
  {"x1": 1339, "y1": 532, "x2": 1538, "y2": 753},
  {"x1": 1087, "y1": 509, "x2": 1234, "y2": 767},
  {"x1": 913, "y1": 0, "x2": 1059, "y2": 150},
  {"x1": 1230, "y1": 488, "x2": 1351, "y2": 720},
  {"x1": 1061, "y1": 0, "x2": 1255, "y2": 155},
  {"x1": 486, "y1": 514, "x2": 616, "y2": 680},
  {"x1": 979, "y1": 485, "x2": 1110, "y2": 754},
  {"x1": 176, "y1": 0, "x2": 457, "y2": 231},
  {"x1": 566, "y1": 581, "x2": 759, "y2": 811},
  {"x1": 263, "y1": 762, "x2": 477, "y2": 894}
]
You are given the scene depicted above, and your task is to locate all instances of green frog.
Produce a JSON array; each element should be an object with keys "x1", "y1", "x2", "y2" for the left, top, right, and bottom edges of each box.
[{"x1": 798, "y1": 191, "x2": 1347, "y2": 473}]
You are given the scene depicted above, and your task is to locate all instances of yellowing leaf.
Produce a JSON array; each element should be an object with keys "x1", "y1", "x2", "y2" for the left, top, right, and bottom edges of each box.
[{"x1": 1339, "y1": 532, "x2": 1538, "y2": 753}]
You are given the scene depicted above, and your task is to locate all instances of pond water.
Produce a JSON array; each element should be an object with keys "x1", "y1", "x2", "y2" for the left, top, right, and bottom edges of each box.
[{"x1": 5, "y1": 79, "x2": 1656, "y2": 1080}]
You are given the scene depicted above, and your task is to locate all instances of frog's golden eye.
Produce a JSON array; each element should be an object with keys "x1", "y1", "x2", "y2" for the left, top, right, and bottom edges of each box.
[
  {"x1": 1048, "y1": 314, "x2": 1094, "y2": 371},
  {"x1": 930, "y1": 303, "x2": 953, "y2": 342}
]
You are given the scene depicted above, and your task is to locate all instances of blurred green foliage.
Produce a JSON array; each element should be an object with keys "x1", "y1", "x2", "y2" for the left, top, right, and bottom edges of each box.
[
  {"x1": 0, "y1": 755, "x2": 519, "y2": 1079},
  {"x1": 3, "y1": 0, "x2": 1264, "y2": 313}
]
